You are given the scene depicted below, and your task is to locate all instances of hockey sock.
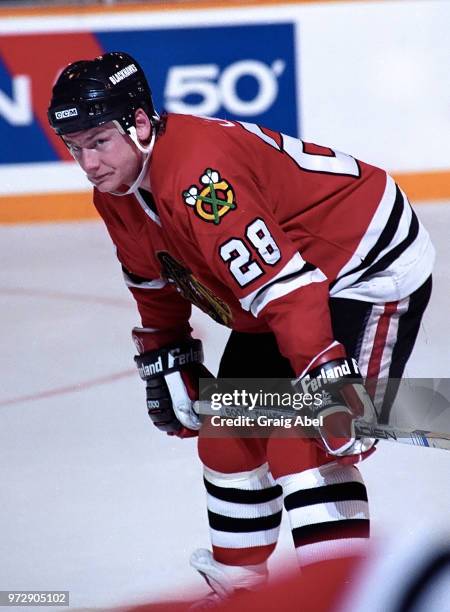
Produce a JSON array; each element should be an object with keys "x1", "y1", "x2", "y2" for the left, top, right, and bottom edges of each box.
[
  {"x1": 203, "y1": 463, "x2": 283, "y2": 566},
  {"x1": 266, "y1": 435, "x2": 370, "y2": 565},
  {"x1": 278, "y1": 463, "x2": 370, "y2": 566}
]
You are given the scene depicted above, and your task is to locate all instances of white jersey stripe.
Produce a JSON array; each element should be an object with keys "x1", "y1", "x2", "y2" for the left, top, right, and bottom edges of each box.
[
  {"x1": 248, "y1": 268, "x2": 327, "y2": 317},
  {"x1": 131, "y1": 325, "x2": 161, "y2": 334},
  {"x1": 240, "y1": 252, "x2": 327, "y2": 316},
  {"x1": 333, "y1": 174, "x2": 397, "y2": 282},
  {"x1": 239, "y1": 122, "x2": 281, "y2": 150},
  {"x1": 332, "y1": 178, "x2": 435, "y2": 302},
  {"x1": 134, "y1": 189, "x2": 162, "y2": 226},
  {"x1": 240, "y1": 252, "x2": 307, "y2": 312},
  {"x1": 296, "y1": 340, "x2": 341, "y2": 380},
  {"x1": 123, "y1": 269, "x2": 167, "y2": 290},
  {"x1": 331, "y1": 178, "x2": 405, "y2": 296}
]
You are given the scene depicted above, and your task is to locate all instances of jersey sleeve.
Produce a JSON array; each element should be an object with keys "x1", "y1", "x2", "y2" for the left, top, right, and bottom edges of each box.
[
  {"x1": 175, "y1": 155, "x2": 345, "y2": 376},
  {"x1": 121, "y1": 265, "x2": 193, "y2": 351},
  {"x1": 93, "y1": 190, "x2": 192, "y2": 352}
]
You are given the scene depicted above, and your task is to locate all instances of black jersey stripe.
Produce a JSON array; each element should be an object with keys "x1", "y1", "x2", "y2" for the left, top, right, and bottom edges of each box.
[
  {"x1": 330, "y1": 184, "x2": 404, "y2": 290},
  {"x1": 122, "y1": 265, "x2": 155, "y2": 285},
  {"x1": 138, "y1": 188, "x2": 159, "y2": 215},
  {"x1": 347, "y1": 183, "x2": 404, "y2": 273},
  {"x1": 249, "y1": 261, "x2": 317, "y2": 306},
  {"x1": 208, "y1": 510, "x2": 283, "y2": 533},
  {"x1": 356, "y1": 210, "x2": 420, "y2": 283},
  {"x1": 284, "y1": 482, "x2": 368, "y2": 511},
  {"x1": 292, "y1": 518, "x2": 370, "y2": 547},
  {"x1": 204, "y1": 478, "x2": 282, "y2": 504}
]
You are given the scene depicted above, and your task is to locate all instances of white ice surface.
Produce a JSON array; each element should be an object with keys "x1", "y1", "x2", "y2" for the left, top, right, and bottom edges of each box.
[{"x1": 0, "y1": 203, "x2": 449, "y2": 610}]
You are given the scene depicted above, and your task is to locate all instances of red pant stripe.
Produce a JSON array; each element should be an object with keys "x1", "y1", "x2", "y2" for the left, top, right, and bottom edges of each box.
[{"x1": 366, "y1": 301, "x2": 398, "y2": 397}]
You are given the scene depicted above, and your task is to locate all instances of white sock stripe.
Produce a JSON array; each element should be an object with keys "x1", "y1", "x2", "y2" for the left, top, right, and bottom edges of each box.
[
  {"x1": 207, "y1": 493, "x2": 283, "y2": 520},
  {"x1": 277, "y1": 464, "x2": 363, "y2": 496},
  {"x1": 287, "y1": 500, "x2": 370, "y2": 530},
  {"x1": 297, "y1": 538, "x2": 370, "y2": 567},
  {"x1": 209, "y1": 526, "x2": 281, "y2": 549},
  {"x1": 203, "y1": 463, "x2": 275, "y2": 490}
]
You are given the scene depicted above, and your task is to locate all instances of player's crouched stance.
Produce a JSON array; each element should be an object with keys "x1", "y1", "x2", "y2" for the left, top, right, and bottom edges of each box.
[
  {"x1": 48, "y1": 51, "x2": 434, "y2": 608},
  {"x1": 133, "y1": 335, "x2": 379, "y2": 609}
]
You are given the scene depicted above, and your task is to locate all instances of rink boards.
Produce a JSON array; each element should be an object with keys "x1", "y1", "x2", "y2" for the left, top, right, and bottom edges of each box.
[{"x1": 0, "y1": 0, "x2": 449, "y2": 221}]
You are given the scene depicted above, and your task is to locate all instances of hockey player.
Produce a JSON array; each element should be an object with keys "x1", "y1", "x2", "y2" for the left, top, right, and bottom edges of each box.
[{"x1": 48, "y1": 52, "x2": 434, "y2": 605}]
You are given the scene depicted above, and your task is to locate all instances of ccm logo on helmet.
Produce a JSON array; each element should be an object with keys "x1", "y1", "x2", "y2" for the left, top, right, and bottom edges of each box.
[
  {"x1": 109, "y1": 64, "x2": 138, "y2": 85},
  {"x1": 55, "y1": 108, "x2": 78, "y2": 120}
]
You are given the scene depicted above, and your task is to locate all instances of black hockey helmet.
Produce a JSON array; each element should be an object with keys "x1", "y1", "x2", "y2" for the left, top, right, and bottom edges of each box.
[{"x1": 47, "y1": 51, "x2": 158, "y2": 136}]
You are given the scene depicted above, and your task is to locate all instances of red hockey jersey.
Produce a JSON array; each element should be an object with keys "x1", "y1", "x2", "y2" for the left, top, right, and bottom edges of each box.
[{"x1": 93, "y1": 114, "x2": 434, "y2": 375}]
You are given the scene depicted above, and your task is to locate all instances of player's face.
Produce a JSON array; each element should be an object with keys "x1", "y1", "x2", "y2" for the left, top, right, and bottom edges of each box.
[{"x1": 63, "y1": 123, "x2": 143, "y2": 192}]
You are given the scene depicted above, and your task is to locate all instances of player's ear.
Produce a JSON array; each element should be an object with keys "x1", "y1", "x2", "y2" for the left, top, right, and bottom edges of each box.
[{"x1": 135, "y1": 108, "x2": 152, "y2": 143}]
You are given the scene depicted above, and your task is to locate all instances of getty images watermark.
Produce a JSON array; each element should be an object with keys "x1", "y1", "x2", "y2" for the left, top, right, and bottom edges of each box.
[
  {"x1": 198, "y1": 377, "x2": 450, "y2": 439},
  {"x1": 208, "y1": 388, "x2": 325, "y2": 429}
]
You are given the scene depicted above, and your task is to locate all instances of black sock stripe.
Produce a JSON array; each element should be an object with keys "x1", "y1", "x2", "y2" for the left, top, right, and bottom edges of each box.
[
  {"x1": 208, "y1": 510, "x2": 283, "y2": 533},
  {"x1": 292, "y1": 519, "x2": 370, "y2": 547},
  {"x1": 284, "y1": 482, "x2": 368, "y2": 511},
  {"x1": 204, "y1": 478, "x2": 282, "y2": 504}
]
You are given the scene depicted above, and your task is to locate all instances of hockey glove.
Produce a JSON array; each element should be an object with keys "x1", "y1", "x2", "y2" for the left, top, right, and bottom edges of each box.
[
  {"x1": 294, "y1": 352, "x2": 377, "y2": 459},
  {"x1": 133, "y1": 331, "x2": 211, "y2": 438}
]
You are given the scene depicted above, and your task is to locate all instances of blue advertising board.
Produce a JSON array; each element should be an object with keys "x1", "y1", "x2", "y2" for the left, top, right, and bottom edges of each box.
[{"x1": 0, "y1": 22, "x2": 298, "y2": 165}]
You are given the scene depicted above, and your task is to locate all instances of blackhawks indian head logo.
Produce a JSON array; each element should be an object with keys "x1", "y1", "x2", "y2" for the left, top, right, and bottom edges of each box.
[
  {"x1": 183, "y1": 168, "x2": 236, "y2": 225},
  {"x1": 157, "y1": 251, "x2": 233, "y2": 326}
]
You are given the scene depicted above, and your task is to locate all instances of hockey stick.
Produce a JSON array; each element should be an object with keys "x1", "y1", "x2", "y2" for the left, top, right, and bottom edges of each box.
[{"x1": 193, "y1": 401, "x2": 450, "y2": 451}]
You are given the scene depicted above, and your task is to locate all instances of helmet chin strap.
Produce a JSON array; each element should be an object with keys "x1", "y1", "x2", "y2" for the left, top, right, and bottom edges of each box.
[
  {"x1": 110, "y1": 120, "x2": 156, "y2": 196},
  {"x1": 127, "y1": 124, "x2": 155, "y2": 155}
]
